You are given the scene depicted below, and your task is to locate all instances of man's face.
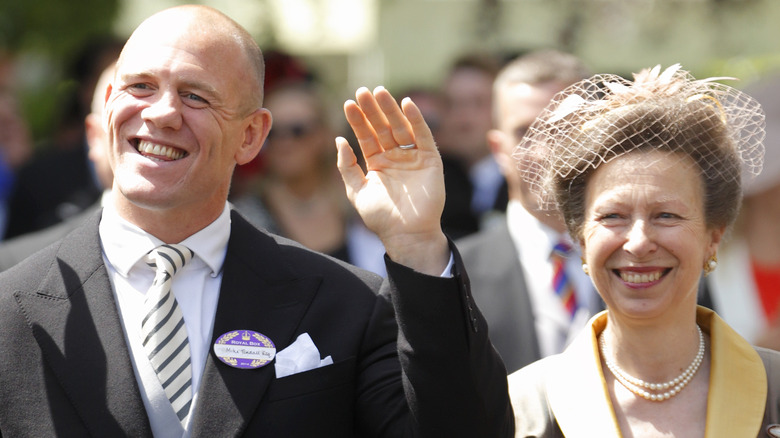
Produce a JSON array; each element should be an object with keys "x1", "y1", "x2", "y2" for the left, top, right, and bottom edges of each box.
[
  {"x1": 104, "y1": 21, "x2": 258, "y2": 217},
  {"x1": 495, "y1": 81, "x2": 562, "y2": 211},
  {"x1": 440, "y1": 67, "x2": 494, "y2": 166}
]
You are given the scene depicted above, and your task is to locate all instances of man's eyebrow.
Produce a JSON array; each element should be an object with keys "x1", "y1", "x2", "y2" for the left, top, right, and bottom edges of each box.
[
  {"x1": 179, "y1": 79, "x2": 220, "y2": 98},
  {"x1": 118, "y1": 71, "x2": 154, "y2": 82},
  {"x1": 117, "y1": 72, "x2": 220, "y2": 98}
]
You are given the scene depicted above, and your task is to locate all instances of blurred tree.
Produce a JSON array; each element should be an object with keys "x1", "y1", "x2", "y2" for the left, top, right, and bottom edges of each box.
[{"x1": 0, "y1": 0, "x2": 120, "y2": 142}]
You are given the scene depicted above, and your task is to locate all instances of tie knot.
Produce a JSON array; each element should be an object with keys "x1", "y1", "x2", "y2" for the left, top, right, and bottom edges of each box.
[
  {"x1": 146, "y1": 244, "x2": 194, "y2": 277},
  {"x1": 551, "y1": 240, "x2": 572, "y2": 258}
]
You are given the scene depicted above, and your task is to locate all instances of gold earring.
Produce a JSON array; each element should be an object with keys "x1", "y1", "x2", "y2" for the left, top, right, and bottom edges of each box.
[
  {"x1": 703, "y1": 254, "x2": 718, "y2": 275},
  {"x1": 582, "y1": 263, "x2": 590, "y2": 275}
]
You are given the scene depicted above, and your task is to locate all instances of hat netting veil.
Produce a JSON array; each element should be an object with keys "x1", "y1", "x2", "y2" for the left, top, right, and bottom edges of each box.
[{"x1": 514, "y1": 64, "x2": 766, "y2": 212}]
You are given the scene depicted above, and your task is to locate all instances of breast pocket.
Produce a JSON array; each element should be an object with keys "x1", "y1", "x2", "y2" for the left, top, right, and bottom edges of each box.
[{"x1": 267, "y1": 356, "x2": 356, "y2": 402}]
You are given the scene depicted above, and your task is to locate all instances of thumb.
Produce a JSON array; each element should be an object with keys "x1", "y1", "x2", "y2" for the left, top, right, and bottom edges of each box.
[{"x1": 335, "y1": 136, "x2": 366, "y2": 202}]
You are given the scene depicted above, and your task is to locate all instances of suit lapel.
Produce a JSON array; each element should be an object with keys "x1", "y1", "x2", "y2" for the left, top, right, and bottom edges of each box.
[
  {"x1": 192, "y1": 212, "x2": 321, "y2": 437},
  {"x1": 14, "y1": 211, "x2": 152, "y2": 436}
]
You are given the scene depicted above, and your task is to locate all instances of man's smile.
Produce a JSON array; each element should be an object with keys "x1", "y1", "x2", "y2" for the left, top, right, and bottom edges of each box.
[{"x1": 134, "y1": 139, "x2": 187, "y2": 161}]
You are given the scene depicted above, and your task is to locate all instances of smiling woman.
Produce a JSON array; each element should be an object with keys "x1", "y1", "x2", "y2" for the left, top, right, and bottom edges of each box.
[{"x1": 507, "y1": 65, "x2": 780, "y2": 437}]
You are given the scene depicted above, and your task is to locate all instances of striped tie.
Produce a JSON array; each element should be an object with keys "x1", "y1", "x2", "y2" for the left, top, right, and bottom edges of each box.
[
  {"x1": 141, "y1": 244, "x2": 194, "y2": 426},
  {"x1": 551, "y1": 240, "x2": 577, "y2": 319}
]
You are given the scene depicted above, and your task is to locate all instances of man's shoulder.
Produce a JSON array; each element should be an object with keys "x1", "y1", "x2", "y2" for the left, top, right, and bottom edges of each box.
[
  {"x1": 455, "y1": 220, "x2": 512, "y2": 253},
  {"x1": 455, "y1": 221, "x2": 518, "y2": 272},
  {"x1": 0, "y1": 208, "x2": 103, "y2": 295},
  {"x1": 229, "y1": 210, "x2": 385, "y2": 290},
  {"x1": 0, "y1": 204, "x2": 99, "y2": 272}
]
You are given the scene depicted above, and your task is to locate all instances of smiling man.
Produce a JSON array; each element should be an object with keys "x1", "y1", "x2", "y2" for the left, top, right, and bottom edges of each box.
[
  {"x1": 104, "y1": 9, "x2": 269, "y2": 242},
  {"x1": 0, "y1": 5, "x2": 512, "y2": 437}
]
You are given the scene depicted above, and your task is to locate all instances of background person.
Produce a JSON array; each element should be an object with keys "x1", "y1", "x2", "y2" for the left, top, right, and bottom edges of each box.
[
  {"x1": 704, "y1": 73, "x2": 780, "y2": 350},
  {"x1": 438, "y1": 52, "x2": 507, "y2": 237},
  {"x1": 507, "y1": 64, "x2": 780, "y2": 436},
  {"x1": 0, "y1": 53, "x2": 33, "y2": 239},
  {"x1": 3, "y1": 38, "x2": 123, "y2": 239},
  {"x1": 231, "y1": 81, "x2": 386, "y2": 276},
  {"x1": 457, "y1": 50, "x2": 600, "y2": 373},
  {"x1": 0, "y1": 61, "x2": 116, "y2": 271}
]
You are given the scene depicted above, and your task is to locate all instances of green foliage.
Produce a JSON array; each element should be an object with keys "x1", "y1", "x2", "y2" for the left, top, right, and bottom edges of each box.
[
  {"x1": 0, "y1": 0, "x2": 119, "y2": 55},
  {"x1": 0, "y1": 0, "x2": 121, "y2": 143}
]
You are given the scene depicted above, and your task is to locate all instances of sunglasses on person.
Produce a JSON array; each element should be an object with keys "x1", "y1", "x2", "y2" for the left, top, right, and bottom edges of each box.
[{"x1": 267, "y1": 120, "x2": 320, "y2": 141}]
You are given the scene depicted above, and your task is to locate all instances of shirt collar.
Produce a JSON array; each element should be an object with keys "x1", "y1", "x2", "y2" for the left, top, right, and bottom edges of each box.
[
  {"x1": 507, "y1": 200, "x2": 569, "y2": 255},
  {"x1": 99, "y1": 202, "x2": 231, "y2": 277}
]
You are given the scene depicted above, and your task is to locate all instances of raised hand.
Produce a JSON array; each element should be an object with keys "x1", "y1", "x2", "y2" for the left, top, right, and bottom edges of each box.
[{"x1": 336, "y1": 86, "x2": 449, "y2": 275}]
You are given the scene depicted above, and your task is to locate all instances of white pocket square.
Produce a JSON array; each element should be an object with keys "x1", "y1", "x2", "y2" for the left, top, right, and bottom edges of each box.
[{"x1": 274, "y1": 333, "x2": 333, "y2": 378}]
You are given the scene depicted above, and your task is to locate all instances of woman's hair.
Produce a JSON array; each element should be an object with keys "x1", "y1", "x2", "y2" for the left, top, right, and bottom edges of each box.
[{"x1": 514, "y1": 65, "x2": 766, "y2": 240}]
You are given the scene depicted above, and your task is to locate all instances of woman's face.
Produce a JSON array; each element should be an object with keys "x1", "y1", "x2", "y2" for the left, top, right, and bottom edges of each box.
[
  {"x1": 581, "y1": 150, "x2": 724, "y2": 324},
  {"x1": 263, "y1": 88, "x2": 329, "y2": 180}
]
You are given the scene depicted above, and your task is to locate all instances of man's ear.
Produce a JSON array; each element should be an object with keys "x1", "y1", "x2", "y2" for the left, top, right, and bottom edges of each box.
[
  {"x1": 235, "y1": 108, "x2": 272, "y2": 165},
  {"x1": 102, "y1": 83, "x2": 113, "y2": 133},
  {"x1": 486, "y1": 129, "x2": 514, "y2": 178}
]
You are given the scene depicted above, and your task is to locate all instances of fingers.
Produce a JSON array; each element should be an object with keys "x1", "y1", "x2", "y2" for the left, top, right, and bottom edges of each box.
[
  {"x1": 347, "y1": 86, "x2": 419, "y2": 153},
  {"x1": 400, "y1": 96, "x2": 436, "y2": 152},
  {"x1": 374, "y1": 87, "x2": 416, "y2": 148},
  {"x1": 355, "y1": 87, "x2": 397, "y2": 149},
  {"x1": 344, "y1": 98, "x2": 383, "y2": 160}
]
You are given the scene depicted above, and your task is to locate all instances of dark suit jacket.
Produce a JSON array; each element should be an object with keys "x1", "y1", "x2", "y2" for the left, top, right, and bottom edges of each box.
[
  {"x1": 456, "y1": 221, "x2": 541, "y2": 374},
  {"x1": 0, "y1": 210, "x2": 512, "y2": 437}
]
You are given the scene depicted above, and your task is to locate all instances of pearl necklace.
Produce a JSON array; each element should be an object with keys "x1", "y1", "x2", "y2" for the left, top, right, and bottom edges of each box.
[{"x1": 599, "y1": 325, "x2": 705, "y2": 402}]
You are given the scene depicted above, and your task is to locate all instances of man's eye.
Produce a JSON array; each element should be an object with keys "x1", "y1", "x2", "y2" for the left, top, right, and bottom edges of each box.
[
  {"x1": 125, "y1": 83, "x2": 155, "y2": 96},
  {"x1": 185, "y1": 93, "x2": 208, "y2": 104}
]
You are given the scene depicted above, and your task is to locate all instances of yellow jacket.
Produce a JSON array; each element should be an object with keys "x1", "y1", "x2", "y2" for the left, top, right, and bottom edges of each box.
[{"x1": 509, "y1": 307, "x2": 779, "y2": 437}]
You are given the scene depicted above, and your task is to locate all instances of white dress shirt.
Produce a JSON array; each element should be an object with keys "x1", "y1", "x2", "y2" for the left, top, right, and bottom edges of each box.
[
  {"x1": 506, "y1": 200, "x2": 597, "y2": 358},
  {"x1": 99, "y1": 200, "x2": 231, "y2": 437},
  {"x1": 469, "y1": 155, "x2": 504, "y2": 215}
]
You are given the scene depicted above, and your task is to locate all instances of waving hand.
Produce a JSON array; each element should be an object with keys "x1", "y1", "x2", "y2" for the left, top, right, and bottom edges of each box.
[{"x1": 336, "y1": 86, "x2": 449, "y2": 275}]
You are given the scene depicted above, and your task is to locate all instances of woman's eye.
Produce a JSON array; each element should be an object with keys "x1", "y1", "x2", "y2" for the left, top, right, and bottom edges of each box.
[{"x1": 658, "y1": 212, "x2": 678, "y2": 219}]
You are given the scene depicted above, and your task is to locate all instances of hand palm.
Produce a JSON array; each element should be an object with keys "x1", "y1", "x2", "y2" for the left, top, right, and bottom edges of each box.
[{"x1": 352, "y1": 148, "x2": 444, "y2": 240}]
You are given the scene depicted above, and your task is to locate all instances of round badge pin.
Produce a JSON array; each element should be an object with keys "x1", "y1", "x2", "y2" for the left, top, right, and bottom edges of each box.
[{"x1": 213, "y1": 330, "x2": 276, "y2": 369}]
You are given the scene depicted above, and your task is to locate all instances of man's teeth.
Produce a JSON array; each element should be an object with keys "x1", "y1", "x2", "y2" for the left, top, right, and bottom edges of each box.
[
  {"x1": 138, "y1": 140, "x2": 185, "y2": 160},
  {"x1": 620, "y1": 271, "x2": 663, "y2": 284}
]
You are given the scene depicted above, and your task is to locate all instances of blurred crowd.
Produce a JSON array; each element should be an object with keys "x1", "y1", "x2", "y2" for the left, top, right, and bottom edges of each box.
[{"x1": 1, "y1": 34, "x2": 779, "y2": 366}]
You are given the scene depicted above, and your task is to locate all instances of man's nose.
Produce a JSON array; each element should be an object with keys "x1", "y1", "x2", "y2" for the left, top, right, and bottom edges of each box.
[{"x1": 141, "y1": 92, "x2": 182, "y2": 130}]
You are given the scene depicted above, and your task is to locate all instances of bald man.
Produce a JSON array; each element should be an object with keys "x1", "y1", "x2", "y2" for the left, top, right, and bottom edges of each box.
[{"x1": 0, "y1": 5, "x2": 512, "y2": 437}]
